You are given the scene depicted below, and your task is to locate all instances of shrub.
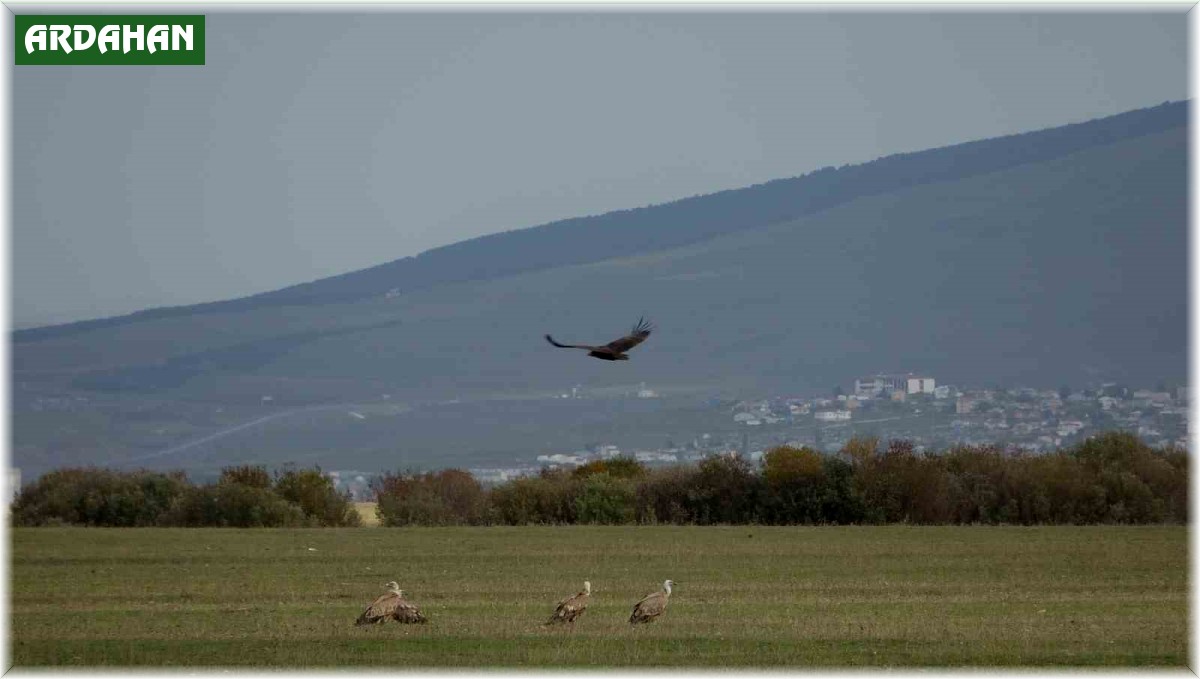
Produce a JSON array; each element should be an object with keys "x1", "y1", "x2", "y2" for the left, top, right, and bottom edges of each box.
[
  {"x1": 841, "y1": 436, "x2": 880, "y2": 467},
  {"x1": 10, "y1": 431, "x2": 1187, "y2": 528},
  {"x1": 160, "y1": 483, "x2": 307, "y2": 527},
  {"x1": 572, "y1": 456, "x2": 647, "y2": 480},
  {"x1": 816, "y1": 456, "x2": 867, "y2": 524},
  {"x1": 688, "y1": 454, "x2": 764, "y2": 525},
  {"x1": 633, "y1": 466, "x2": 696, "y2": 524},
  {"x1": 490, "y1": 469, "x2": 577, "y2": 525},
  {"x1": 758, "y1": 447, "x2": 867, "y2": 524},
  {"x1": 274, "y1": 466, "x2": 360, "y2": 527},
  {"x1": 853, "y1": 440, "x2": 952, "y2": 523},
  {"x1": 219, "y1": 465, "x2": 272, "y2": 489},
  {"x1": 573, "y1": 473, "x2": 636, "y2": 524},
  {"x1": 12, "y1": 468, "x2": 188, "y2": 527},
  {"x1": 761, "y1": 446, "x2": 826, "y2": 524},
  {"x1": 374, "y1": 469, "x2": 489, "y2": 526}
]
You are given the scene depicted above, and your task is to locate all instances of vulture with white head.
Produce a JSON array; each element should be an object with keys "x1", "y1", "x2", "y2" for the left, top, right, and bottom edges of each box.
[{"x1": 629, "y1": 579, "x2": 673, "y2": 624}]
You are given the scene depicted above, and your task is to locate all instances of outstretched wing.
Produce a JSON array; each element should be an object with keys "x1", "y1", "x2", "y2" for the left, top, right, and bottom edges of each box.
[
  {"x1": 545, "y1": 335, "x2": 598, "y2": 351},
  {"x1": 392, "y1": 598, "x2": 428, "y2": 624},
  {"x1": 356, "y1": 592, "x2": 401, "y2": 625},
  {"x1": 605, "y1": 317, "x2": 654, "y2": 354}
]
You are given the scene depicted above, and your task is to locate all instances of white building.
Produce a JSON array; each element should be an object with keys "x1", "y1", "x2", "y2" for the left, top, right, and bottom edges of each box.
[
  {"x1": 815, "y1": 410, "x2": 852, "y2": 422},
  {"x1": 1057, "y1": 420, "x2": 1085, "y2": 437},
  {"x1": 906, "y1": 377, "x2": 936, "y2": 394},
  {"x1": 634, "y1": 451, "x2": 679, "y2": 463},
  {"x1": 597, "y1": 445, "x2": 622, "y2": 459},
  {"x1": 855, "y1": 373, "x2": 935, "y2": 397},
  {"x1": 536, "y1": 453, "x2": 587, "y2": 466},
  {"x1": 855, "y1": 375, "x2": 901, "y2": 397}
]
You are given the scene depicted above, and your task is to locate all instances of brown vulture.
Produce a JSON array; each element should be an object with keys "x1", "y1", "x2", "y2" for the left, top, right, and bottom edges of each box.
[
  {"x1": 355, "y1": 581, "x2": 428, "y2": 625},
  {"x1": 545, "y1": 317, "x2": 654, "y2": 361},
  {"x1": 545, "y1": 580, "x2": 591, "y2": 626},
  {"x1": 629, "y1": 579, "x2": 673, "y2": 624}
]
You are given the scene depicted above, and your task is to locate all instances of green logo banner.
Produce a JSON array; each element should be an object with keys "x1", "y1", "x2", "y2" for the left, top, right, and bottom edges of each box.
[{"x1": 16, "y1": 15, "x2": 205, "y2": 65}]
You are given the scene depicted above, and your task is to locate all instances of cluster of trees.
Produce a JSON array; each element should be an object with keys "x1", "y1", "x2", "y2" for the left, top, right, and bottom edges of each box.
[
  {"x1": 12, "y1": 432, "x2": 1186, "y2": 528},
  {"x1": 12, "y1": 465, "x2": 360, "y2": 527},
  {"x1": 376, "y1": 432, "x2": 1187, "y2": 526}
]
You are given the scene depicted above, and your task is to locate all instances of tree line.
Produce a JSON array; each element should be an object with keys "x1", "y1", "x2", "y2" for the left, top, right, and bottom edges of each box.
[
  {"x1": 11, "y1": 432, "x2": 1187, "y2": 527},
  {"x1": 12, "y1": 464, "x2": 361, "y2": 527}
]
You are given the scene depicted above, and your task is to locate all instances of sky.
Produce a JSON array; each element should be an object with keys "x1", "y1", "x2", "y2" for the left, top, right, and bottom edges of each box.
[{"x1": 11, "y1": 8, "x2": 1189, "y2": 328}]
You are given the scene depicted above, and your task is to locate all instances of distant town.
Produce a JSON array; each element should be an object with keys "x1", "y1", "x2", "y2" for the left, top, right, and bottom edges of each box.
[{"x1": 326, "y1": 374, "x2": 1189, "y2": 500}]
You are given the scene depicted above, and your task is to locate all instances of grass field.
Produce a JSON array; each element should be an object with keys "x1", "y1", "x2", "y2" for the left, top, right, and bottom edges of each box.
[
  {"x1": 353, "y1": 502, "x2": 380, "y2": 527},
  {"x1": 10, "y1": 525, "x2": 1187, "y2": 668}
]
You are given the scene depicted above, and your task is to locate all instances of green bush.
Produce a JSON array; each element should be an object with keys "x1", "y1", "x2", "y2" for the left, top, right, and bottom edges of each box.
[
  {"x1": 12, "y1": 468, "x2": 189, "y2": 527},
  {"x1": 490, "y1": 473, "x2": 577, "y2": 525},
  {"x1": 274, "y1": 466, "x2": 360, "y2": 527},
  {"x1": 572, "y1": 473, "x2": 635, "y2": 524},
  {"x1": 634, "y1": 466, "x2": 697, "y2": 524},
  {"x1": 374, "y1": 469, "x2": 490, "y2": 526},
  {"x1": 159, "y1": 483, "x2": 308, "y2": 527},
  {"x1": 10, "y1": 431, "x2": 1187, "y2": 528},
  {"x1": 761, "y1": 446, "x2": 826, "y2": 524},
  {"x1": 572, "y1": 456, "x2": 647, "y2": 480},
  {"x1": 757, "y1": 446, "x2": 866, "y2": 524},
  {"x1": 219, "y1": 465, "x2": 272, "y2": 489},
  {"x1": 688, "y1": 454, "x2": 764, "y2": 525}
]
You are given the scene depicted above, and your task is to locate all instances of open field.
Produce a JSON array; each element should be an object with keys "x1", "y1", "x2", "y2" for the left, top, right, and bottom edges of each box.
[
  {"x1": 353, "y1": 502, "x2": 380, "y2": 527},
  {"x1": 10, "y1": 525, "x2": 1187, "y2": 668}
]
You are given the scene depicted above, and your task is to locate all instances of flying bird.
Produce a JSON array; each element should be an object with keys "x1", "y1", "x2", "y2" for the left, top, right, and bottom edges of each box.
[
  {"x1": 629, "y1": 579, "x2": 673, "y2": 624},
  {"x1": 545, "y1": 580, "x2": 591, "y2": 626},
  {"x1": 355, "y1": 581, "x2": 428, "y2": 625},
  {"x1": 545, "y1": 317, "x2": 654, "y2": 361}
]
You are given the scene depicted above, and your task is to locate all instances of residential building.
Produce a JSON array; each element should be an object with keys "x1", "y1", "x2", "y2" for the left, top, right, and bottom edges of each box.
[
  {"x1": 906, "y1": 377, "x2": 936, "y2": 394},
  {"x1": 856, "y1": 373, "x2": 936, "y2": 397}
]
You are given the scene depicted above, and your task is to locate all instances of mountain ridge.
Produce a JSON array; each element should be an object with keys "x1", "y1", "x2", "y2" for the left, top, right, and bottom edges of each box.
[
  {"x1": 12, "y1": 102, "x2": 1187, "y2": 477},
  {"x1": 15, "y1": 99, "x2": 1188, "y2": 342}
]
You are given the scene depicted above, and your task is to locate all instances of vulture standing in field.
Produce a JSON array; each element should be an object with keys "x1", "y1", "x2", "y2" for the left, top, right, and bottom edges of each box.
[
  {"x1": 629, "y1": 579, "x2": 673, "y2": 624},
  {"x1": 355, "y1": 581, "x2": 428, "y2": 625},
  {"x1": 545, "y1": 317, "x2": 654, "y2": 361},
  {"x1": 545, "y1": 580, "x2": 591, "y2": 626}
]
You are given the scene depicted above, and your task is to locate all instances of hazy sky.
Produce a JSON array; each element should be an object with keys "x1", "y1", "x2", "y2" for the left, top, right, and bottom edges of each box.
[{"x1": 12, "y1": 9, "x2": 1188, "y2": 327}]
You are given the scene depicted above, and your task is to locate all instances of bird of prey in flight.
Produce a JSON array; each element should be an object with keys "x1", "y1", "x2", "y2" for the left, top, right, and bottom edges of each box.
[{"x1": 545, "y1": 317, "x2": 654, "y2": 361}]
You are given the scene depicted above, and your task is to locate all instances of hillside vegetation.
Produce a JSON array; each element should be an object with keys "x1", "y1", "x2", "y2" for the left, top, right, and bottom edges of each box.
[
  {"x1": 11, "y1": 102, "x2": 1187, "y2": 477},
  {"x1": 16, "y1": 100, "x2": 1185, "y2": 340}
]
